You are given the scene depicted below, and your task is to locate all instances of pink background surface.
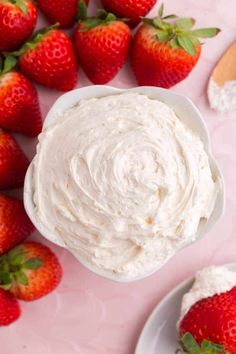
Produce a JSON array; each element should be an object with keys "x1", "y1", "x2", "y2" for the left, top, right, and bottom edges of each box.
[{"x1": 1, "y1": 0, "x2": 236, "y2": 353}]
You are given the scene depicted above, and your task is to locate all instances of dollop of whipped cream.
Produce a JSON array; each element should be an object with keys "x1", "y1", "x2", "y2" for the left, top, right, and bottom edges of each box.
[
  {"x1": 179, "y1": 266, "x2": 236, "y2": 323},
  {"x1": 32, "y1": 93, "x2": 218, "y2": 279}
]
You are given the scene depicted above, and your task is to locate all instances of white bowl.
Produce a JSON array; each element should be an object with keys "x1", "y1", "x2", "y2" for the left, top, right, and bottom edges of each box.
[{"x1": 24, "y1": 86, "x2": 225, "y2": 282}]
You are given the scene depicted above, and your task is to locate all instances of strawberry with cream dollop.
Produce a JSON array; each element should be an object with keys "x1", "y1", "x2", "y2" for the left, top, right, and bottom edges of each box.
[{"x1": 178, "y1": 266, "x2": 236, "y2": 354}]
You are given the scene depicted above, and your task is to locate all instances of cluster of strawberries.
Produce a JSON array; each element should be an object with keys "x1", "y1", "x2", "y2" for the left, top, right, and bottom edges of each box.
[
  {"x1": 0, "y1": 193, "x2": 62, "y2": 326},
  {"x1": 0, "y1": 0, "x2": 67, "y2": 323},
  {"x1": 0, "y1": 70, "x2": 62, "y2": 324},
  {"x1": 0, "y1": 0, "x2": 68, "y2": 326},
  {"x1": 0, "y1": 0, "x2": 221, "y2": 137},
  {"x1": 0, "y1": 115, "x2": 62, "y2": 326}
]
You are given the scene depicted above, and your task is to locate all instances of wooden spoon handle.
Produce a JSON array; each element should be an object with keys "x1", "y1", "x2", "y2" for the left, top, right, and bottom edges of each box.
[{"x1": 212, "y1": 42, "x2": 236, "y2": 86}]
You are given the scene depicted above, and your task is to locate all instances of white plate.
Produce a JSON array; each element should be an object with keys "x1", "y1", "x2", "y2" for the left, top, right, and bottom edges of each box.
[{"x1": 135, "y1": 263, "x2": 236, "y2": 354}]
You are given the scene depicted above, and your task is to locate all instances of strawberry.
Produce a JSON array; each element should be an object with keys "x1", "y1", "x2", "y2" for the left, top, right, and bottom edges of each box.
[
  {"x1": 179, "y1": 287, "x2": 236, "y2": 353},
  {"x1": 0, "y1": 61, "x2": 42, "y2": 136},
  {"x1": 0, "y1": 242, "x2": 62, "y2": 301},
  {"x1": 38, "y1": 0, "x2": 89, "y2": 28},
  {"x1": 0, "y1": 130, "x2": 29, "y2": 190},
  {"x1": 0, "y1": 289, "x2": 20, "y2": 326},
  {"x1": 101, "y1": 0, "x2": 157, "y2": 28},
  {"x1": 74, "y1": 6, "x2": 131, "y2": 84},
  {"x1": 0, "y1": 0, "x2": 37, "y2": 52},
  {"x1": 13, "y1": 26, "x2": 78, "y2": 91},
  {"x1": 131, "y1": 5, "x2": 220, "y2": 88},
  {"x1": 0, "y1": 195, "x2": 34, "y2": 254}
]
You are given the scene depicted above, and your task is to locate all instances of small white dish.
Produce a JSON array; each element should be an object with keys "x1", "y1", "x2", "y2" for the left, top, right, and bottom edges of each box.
[
  {"x1": 24, "y1": 85, "x2": 225, "y2": 282},
  {"x1": 135, "y1": 263, "x2": 236, "y2": 354}
]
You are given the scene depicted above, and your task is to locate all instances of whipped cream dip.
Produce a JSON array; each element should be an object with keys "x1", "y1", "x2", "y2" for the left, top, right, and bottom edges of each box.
[
  {"x1": 179, "y1": 266, "x2": 236, "y2": 323},
  {"x1": 31, "y1": 93, "x2": 219, "y2": 279}
]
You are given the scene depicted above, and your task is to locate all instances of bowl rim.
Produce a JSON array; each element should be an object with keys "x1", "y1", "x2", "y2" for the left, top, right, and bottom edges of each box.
[{"x1": 24, "y1": 85, "x2": 225, "y2": 283}]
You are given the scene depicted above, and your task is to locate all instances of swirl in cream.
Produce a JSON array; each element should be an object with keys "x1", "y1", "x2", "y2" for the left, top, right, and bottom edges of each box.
[{"x1": 32, "y1": 93, "x2": 218, "y2": 278}]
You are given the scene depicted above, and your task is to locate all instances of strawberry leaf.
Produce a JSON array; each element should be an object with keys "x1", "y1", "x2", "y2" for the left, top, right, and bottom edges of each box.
[
  {"x1": 156, "y1": 30, "x2": 171, "y2": 42},
  {"x1": 144, "y1": 6, "x2": 220, "y2": 56},
  {"x1": 97, "y1": 8, "x2": 109, "y2": 18},
  {"x1": 0, "y1": 283, "x2": 12, "y2": 290},
  {"x1": 143, "y1": 18, "x2": 155, "y2": 26},
  {"x1": 23, "y1": 258, "x2": 43, "y2": 270},
  {"x1": 10, "y1": 252, "x2": 27, "y2": 266},
  {"x1": 177, "y1": 35, "x2": 197, "y2": 56},
  {"x1": 80, "y1": 18, "x2": 103, "y2": 30},
  {"x1": 191, "y1": 28, "x2": 220, "y2": 38},
  {"x1": 1, "y1": 55, "x2": 17, "y2": 74},
  {"x1": 0, "y1": 272, "x2": 11, "y2": 284},
  {"x1": 11, "y1": 23, "x2": 60, "y2": 57},
  {"x1": 98, "y1": 9, "x2": 121, "y2": 22},
  {"x1": 31, "y1": 23, "x2": 59, "y2": 43},
  {"x1": 176, "y1": 18, "x2": 195, "y2": 30},
  {"x1": 7, "y1": 246, "x2": 26, "y2": 265},
  {"x1": 0, "y1": 255, "x2": 9, "y2": 273},
  {"x1": 0, "y1": 56, "x2": 3, "y2": 71},
  {"x1": 201, "y1": 339, "x2": 225, "y2": 352},
  {"x1": 181, "y1": 333, "x2": 201, "y2": 354},
  {"x1": 7, "y1": 246, "x2": 24, "y2": 259},
  {"x1": 153, "y1": 17, "x2": 168, "y2": 30},
  {"x1": 158, "y1": 3, "x2": 164, "y2": 18},
  {"x1": 15, "y1": 0, "x2": 27, "y2": 16},
  {"x1": 170, "y1": 37, "x2": 180, "y2": 49},
  {"x1": 180, "y1": 333, "x2": 229, "y2": 354},
  {"x1": 79, "y1": 7, "x2": 123, "y2": 30},
  {"x1": 11, "y1": 43, "x2": 33, "y2": 57},
  {"x1": 188, "y1": 36, "x2": 201, "y2": 46},
  {"x1": 77, "y1": 0, "x2": 87, "y2": 21},
  {"x1": 15, "y1": 271, "x2": 28, "y2": 286},
  {"x1": 104, "y1": 12, "x2": 117, "y2": 23},
  {"x1": 163, "y1": 14, "x2": 177, "y2": 20}
]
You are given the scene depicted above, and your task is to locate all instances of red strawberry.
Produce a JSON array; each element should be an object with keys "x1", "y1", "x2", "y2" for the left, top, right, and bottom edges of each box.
[
  {"x1": 38, "y1": 0, "x2": 89, "y2": 28},
  {"x1": 0, "y1": 242, "x2": 62, "y2": 301},
  {"x1": 0, "y1": 130, "x2": 29, "y2": 190},
  {"x1": 0, "y1": 63, "x2": 42, "y2": 136},
  {"x1": 0, "y1": 0, "x2": 37, "y2": 52},
  {"x1": 101, "y1": 0, "x2": 157, "y2": 28},
  {"x1": 0, "y1": 289, "x2": 20, "y2": 326},
  {"x1": 0, "y1": 195, "x2": 34, "y2": 255},
  {"x1": 131, "y1": 5, "x2": 220, "y2": 88},
  {"x1": 14, "y1": 27, "x2": 78, "y2": 91},
  {"x1": 179, "y1": 287, "x2": 236, "y2": 353},
  {"x1": 74, "y1": 7, "x2": 131, "y2": 84}
]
